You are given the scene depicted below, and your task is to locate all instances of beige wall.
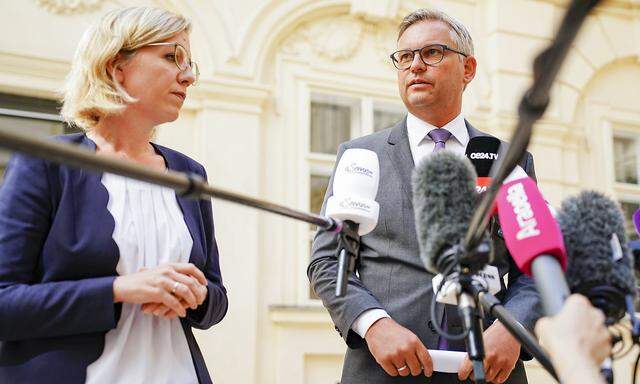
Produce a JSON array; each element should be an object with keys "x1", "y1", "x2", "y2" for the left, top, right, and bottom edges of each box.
[{"x1": 2, "y1": 0, "x2": 640, "y2": 383}]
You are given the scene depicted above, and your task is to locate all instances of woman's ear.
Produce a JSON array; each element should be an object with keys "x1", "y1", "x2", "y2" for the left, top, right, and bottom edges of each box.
[{"x1": 107, "y1": 53, "x2": 125, "y2": 85}]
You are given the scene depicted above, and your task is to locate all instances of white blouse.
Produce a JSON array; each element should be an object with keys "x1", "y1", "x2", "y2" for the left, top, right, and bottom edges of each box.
[{"x1": 86, "y1": 173, "x2": 199, "y2": 384}]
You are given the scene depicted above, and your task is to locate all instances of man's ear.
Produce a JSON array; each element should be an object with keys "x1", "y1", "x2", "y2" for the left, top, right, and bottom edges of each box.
[{"x1": 462, "y1": 55, "x2": 477, "y2": 85}]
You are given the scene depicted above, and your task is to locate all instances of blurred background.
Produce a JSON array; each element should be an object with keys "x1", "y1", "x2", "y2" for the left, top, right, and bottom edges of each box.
[{"x1": 1, "y1": 0, "x2": 640, "y2": 383}]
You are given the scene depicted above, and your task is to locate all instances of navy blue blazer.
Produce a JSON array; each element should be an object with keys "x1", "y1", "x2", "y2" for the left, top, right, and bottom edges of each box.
[{"x1": 0, "y1": 133, "x2": 228, "y2": 383}]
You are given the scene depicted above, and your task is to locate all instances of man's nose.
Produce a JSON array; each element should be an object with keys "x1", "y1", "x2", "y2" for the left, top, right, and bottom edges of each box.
[{"x1": 409, "y1": 52, "x2": 427, "y2": 72}]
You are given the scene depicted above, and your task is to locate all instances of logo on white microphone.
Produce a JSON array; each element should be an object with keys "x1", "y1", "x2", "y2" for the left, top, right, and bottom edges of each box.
[
  {"x1": 338, "y1": 197, "x2": 372, "y2": 212},
  {"x1": 506, "y1": 182, "x2": 541, "y2": 240},
  {"x1": 470, "y1": 152, "x2": 498, "y2": 160},
  {"x1": 344, "y1": 163, "x2": 374, "y2": 178}
]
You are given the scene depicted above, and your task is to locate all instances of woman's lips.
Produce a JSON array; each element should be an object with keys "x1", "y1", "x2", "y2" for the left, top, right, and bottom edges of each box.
[{"x1": 171, "y1": 92, "x2": 186, "y2": 101}]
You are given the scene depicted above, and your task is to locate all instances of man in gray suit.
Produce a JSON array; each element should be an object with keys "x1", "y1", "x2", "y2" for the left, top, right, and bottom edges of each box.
[{"x1": 308, "y1": 8, "x2": 541, "y2": 384}]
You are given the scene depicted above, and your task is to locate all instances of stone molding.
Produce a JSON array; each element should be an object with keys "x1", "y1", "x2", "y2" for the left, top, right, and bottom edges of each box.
[{"x1": 35, "y1": 0, "x2": 104, "y2": 15}]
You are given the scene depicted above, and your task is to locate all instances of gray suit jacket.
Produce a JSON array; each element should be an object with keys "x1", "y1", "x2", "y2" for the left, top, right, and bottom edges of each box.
[{"x1": 307, "y1": 118, "x2": 542, "y2": 384}]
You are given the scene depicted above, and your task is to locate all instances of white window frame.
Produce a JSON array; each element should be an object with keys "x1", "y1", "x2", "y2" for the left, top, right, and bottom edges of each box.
[{"x1": 612, "y1": 130, "x2": 640, "y2": 187}]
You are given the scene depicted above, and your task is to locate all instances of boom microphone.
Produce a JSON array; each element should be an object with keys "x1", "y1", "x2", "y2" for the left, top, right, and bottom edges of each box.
[
  {"x1": 495, "y1": 176, "x2": 569, "y2": 315},
  {"x1": 557, "y1": 191, "x2": 636, "y2": 323},
  {"x1": 326, "y1": 148, "x2": 380, "y2": 296}
]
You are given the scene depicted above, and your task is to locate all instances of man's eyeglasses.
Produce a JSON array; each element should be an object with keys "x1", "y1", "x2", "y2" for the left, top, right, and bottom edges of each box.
[
  {"x1": 146, "y1": 42, "x2": 200, "y2": 84},
  {"x1": 390, "y1": 44, "x2": 468, "y2": 70}
]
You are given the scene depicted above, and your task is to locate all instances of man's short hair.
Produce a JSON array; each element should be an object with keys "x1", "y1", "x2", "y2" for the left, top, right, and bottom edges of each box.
[{"x1": 397, "y1": 8, "x2": 474, "y2": 56}]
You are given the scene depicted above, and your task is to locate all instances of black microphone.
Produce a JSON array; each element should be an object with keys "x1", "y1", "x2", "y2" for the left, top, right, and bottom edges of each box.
[
  {"x1": 465, "y1": 136, "x2": 501, "y2": 193},
  {"x1": 557, "y1": 191, "x2": 637, "y2": 384},
  {"x1": 557, "y1": 191, "x2": 636, "y2": 323}
]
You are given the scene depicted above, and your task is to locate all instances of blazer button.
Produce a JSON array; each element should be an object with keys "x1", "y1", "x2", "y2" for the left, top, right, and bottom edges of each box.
[{"x1": 427, "y1": 320, "x2": 436, "y2": 333}]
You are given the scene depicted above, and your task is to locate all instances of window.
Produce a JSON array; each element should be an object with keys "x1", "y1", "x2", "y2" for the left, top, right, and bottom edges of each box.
[
  {"x1": 373, "y1": 102, "x2": 405, "y2": 132},
  {"x1": 0, "y1": 93, "x2": 80, "y2": 181},
  {"x1": 306, "y1": 92, "x2": 404, "y2": 299},
  {"x1": 619, "y1": 201, "x2": 640, "y2": 242},
  {"x1": 613, "y1": 135, "x2": 639, "y2": 184}
]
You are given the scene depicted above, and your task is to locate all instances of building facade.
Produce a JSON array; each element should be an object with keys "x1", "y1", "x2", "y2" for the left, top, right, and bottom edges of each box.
[{"x1": 1, "y1": 0, "x2": 640, "y2": 383}]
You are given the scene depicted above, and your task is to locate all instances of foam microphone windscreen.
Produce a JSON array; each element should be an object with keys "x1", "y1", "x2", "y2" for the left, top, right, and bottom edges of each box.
[
  {"x1": 557, "y1": 191, "x2": 636, "y2": 320},
  {"x1": 412, "y1": 151, "x2": 477, "y2": 274},
  {"x1": 326, "y1": 148, "x2": 380, "y2": 235},
  {"x1": 495, "y1": 177, "x2": 567, "y2": 276}
]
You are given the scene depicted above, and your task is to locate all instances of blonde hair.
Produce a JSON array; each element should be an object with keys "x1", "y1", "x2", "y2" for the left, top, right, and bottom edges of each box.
[
  {"x1": 61, "y1": 6, "x2": 191, "y2": 130},
  {"x1": 398, "y1": 9, "x2": 474, "y2": 56}
]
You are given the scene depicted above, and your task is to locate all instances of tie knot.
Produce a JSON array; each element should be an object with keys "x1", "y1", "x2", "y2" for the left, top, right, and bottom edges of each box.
[{"x1": 428, "y1": 128, "x2": 451, "y2": 143}]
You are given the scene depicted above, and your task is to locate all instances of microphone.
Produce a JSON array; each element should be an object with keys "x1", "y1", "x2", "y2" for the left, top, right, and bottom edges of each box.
[
  {"x1": 413, "y1": 150, "x2": 490, "y2": 382},
  {"x1": 495, "y1": 176, "x2": 569, "y2": 315},
  {"x1": 557, "y1": 191, "x2": 636, "y2": 323},
  {"x1": 412, "y1": 150, "x2": 478, "y2": 274},
  {"x1": 326, "y1": 148, "x2": 380, "y2": 297},
  {"x1": 413, "y1": 151, "x2": 559, "y2": 381},
  {"x1": 465, "y1": 136, "x2": 501, "y2": 193},
  {"x1": 557, "y1": 191, "x2": 637, "y2": 384}
]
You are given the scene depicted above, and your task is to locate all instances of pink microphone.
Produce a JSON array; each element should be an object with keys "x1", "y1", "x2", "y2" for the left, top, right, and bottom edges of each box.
[{"x1": 495, "y1": 176, "x2": 569, "y2": 315}]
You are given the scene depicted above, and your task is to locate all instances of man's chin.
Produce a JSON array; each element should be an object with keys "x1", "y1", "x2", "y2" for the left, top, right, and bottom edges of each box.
[{"x1": 405, "y1": 95, "x2": 435, "y2": 109}]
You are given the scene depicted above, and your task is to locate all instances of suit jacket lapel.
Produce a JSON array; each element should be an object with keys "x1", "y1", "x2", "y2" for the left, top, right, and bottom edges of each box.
[
  {"x1": 386, "y1": 118, "x2": 415, "y2": 203},
  {"x1": 465, "y1": 119, "x2": 488, "y2": 140}
]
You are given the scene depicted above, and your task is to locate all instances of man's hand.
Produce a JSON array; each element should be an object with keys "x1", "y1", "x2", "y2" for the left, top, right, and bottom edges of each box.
[
  {"x1": 364, "y1": 317, "x2": 433, "y2": 377},
  {"x1": 458, "y1": 321, "x2": 520, "y2": 383}
]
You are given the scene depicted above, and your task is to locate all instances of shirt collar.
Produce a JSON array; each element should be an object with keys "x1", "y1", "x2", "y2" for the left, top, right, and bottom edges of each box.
[{"x1": 406, "y1": 112, "x2": 469, "y2": 148}]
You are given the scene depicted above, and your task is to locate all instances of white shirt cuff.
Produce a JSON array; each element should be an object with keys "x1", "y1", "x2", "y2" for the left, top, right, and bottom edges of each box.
[{"x1": 352, "y1": 309, "x2": 390, "y2": 338}]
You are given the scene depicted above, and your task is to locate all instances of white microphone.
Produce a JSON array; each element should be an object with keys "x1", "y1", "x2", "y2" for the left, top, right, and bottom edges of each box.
[
  {"x1": 327, "y1": 148, "x2": 380, "y2": 296},
  {"x1": 326, "y1": 148, "x2": 380, "y2": 235}
]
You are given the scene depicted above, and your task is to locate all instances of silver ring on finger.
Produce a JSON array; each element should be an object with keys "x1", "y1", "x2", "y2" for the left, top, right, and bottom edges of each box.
[
  {"x1": 171, "y1": 281, "x2": 180, "y2": 294},
  {"x1": 397, "y1": 365, "x2": 408, "y2": 372}
]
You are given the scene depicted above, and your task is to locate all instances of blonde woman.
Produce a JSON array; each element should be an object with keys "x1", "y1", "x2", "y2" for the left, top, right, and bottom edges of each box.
[{"x1": 0, "y1": 7, "x2": 227, "y2": 384}]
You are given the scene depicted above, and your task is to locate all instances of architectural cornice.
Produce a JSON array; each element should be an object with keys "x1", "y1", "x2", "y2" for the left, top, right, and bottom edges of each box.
[
  {"x1": 0, "y1": 51, "x2": 68, "y2": 98},
  {"x1": 268, "y1": 305, "x2": 333, "y2": 326},
  {"x1": 35, "y1": 0, "x2": 105, "y2": 15}
]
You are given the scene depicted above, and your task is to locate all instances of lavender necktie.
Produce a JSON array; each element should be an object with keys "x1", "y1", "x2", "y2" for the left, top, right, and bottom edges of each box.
[
  {"x1": 428, "y1": 128, "x2": 451, "y2": 152},
  {"x1": 428, "y1": 128, "x2": 452, "y2": 349}
]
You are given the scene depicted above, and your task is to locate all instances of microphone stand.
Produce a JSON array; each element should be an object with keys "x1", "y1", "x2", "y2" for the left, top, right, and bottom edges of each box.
[
  {"x1": 0, "y1": 127, "x2": 341, "y2": 232},
  {"x1": 457, "y1": 272, "x2": 486, "y2": 384},
  {"x1": 463, "y1": 0, "x2": 602, "y2": 251},
  {"x1": 479, "y1": 293, "x2": 559, "y2": 381},
  {"x1": 446, "y1": 241, "x2": 493, "y2": 384},
  {"x1": 445, "y1": 242, "x2": 560, "y2": 382}
]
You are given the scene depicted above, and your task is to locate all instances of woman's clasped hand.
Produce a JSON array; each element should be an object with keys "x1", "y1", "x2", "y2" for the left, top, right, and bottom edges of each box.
[{"x1": 113, "y1": 262, "x2": 208, "y2": 319}]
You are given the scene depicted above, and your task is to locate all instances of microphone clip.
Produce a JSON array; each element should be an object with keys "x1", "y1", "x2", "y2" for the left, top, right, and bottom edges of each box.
[
  {"x1": 459, "y1": 240, "x2": 491, "y2": 276},
  {"x1": 334, "y1": 220, "x2": 361, "y2": 297}
]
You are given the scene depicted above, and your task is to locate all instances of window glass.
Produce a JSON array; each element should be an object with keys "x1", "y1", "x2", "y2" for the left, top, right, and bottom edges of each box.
[
  {"x1": 310, "y1": 101, "x2": 352, "y2": 155},
  {"x1": 374, "y1": 108, "x2": 404, "y2": 131},
  {"x1": 614, "y1": 136, "x2": 638, "y2": 184},
  {"x1": 620, "y1": 201, "x2": 640, "y2": 241}
]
